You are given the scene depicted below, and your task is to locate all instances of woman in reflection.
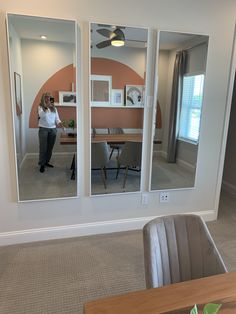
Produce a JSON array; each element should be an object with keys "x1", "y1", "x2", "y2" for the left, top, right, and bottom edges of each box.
[{"x1": 38, "y1": 92, "x2": 64, "y2": 173}]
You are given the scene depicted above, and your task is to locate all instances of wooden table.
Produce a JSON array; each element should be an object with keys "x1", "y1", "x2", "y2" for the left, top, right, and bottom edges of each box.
[
  {"x1": 84, "y1": 272, "x2": 236, "y2": 314},
  {"x1": 60, "y1": 133, "x2": 162, "y2": 145}
]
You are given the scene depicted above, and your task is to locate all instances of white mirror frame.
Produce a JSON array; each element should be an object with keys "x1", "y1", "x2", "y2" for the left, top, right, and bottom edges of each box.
[{"x1": 6, "y1": 13, "x2": 80, "y2": 202}]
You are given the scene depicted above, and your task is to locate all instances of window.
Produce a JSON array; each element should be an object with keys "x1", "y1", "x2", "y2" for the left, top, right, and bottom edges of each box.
[{"x1": 178, "y1": 74, "x2": 204, "y2": 143}]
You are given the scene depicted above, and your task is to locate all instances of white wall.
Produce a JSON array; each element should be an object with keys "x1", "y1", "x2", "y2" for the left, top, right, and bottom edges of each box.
[
  {"x1": 8, "y1": 23, "x2": 26, "y2": 167},
  {"x1": 21, "y1": 39, "x2": 74, "y2": 153},
  {"x1": 0, "y1": 0, "x2": 235, "y2": 244}
]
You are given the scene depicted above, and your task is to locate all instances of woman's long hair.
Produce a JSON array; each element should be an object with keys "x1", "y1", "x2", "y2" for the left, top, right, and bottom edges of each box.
[{"x1": 39, "y1": 92, "x2": 56, "y2": 112}]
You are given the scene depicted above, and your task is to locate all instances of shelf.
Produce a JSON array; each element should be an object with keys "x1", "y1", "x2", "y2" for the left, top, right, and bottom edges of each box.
[{"x1": 55, "y1": 102, "x2": 77, "y2": 107}]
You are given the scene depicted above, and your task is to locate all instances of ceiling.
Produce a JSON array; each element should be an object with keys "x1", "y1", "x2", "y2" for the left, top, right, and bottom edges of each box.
[
  {"x1": 159, "y1": 31, "x2": 207, "y2": 50},
  {"x1": 8, "y1": 14, "x2": 75, "y2": 44},
  {"x1": 90, "y1": 23, "x2": 148, "y2": 49},
  {"x1": 8, "y1": 15, "x2": 206, "y2": 51}
]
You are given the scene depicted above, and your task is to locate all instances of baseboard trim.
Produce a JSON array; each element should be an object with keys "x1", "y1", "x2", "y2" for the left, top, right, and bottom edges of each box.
[
  {"x1": 0, "y1": 210, "x2": 215, "y2": 246},
  {"x1": 222, "y1": 180, "x2": 236, "y2": 197},
  {"x1": 153, "y1": 151, "x2": 195, "y2": 172}
]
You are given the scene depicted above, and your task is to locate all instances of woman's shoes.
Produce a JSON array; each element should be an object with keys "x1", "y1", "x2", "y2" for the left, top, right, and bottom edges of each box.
[
  {"x1": 45, "y1": 163, "x2": 54, "y2": 168},
  {"x1": 39, "y1": 163, "x2": 54, "y2": 172},
  {"x1": 40, "y1": 165, "x2": 45, "y2": 173}
]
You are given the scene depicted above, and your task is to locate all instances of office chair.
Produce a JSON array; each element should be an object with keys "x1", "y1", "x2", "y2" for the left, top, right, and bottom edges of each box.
[{"x1": 143, "y1": 214, "x2": 227, "y2": 288}]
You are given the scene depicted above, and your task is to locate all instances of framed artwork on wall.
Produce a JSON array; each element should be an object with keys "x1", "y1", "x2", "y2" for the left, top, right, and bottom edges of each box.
[
  {"x1": 111, "y1": 89, "x2": 124, "y2": 106},
  {"x1": 14, "y1": 72, "x2": 22, "y2": 116},
  {"x1": 59, "y1": 91, "x2": 76, "y2": 106},
  {"x1": 90, "y1": 75, "x2": 112, "y2": 106},
  {"x1": 125, "y1": 85, "x2": 145, "y2": 107}
]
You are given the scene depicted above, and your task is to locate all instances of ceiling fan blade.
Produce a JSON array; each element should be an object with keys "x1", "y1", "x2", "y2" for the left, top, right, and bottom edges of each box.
[
  {"x1": 97, "y1": 29, "x2": 112, "y2": 38},
  {"x1": 114, "y1": 28, "x2": 125, "y2": 39},
  {"x1": 96, "y1": 39, "x2": 111, "y2": 49}
]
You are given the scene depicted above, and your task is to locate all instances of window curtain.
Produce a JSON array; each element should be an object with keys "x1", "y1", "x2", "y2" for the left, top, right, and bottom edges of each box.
[{"x1": 167, "y1": 50, "x2": 187, "y2": 163}]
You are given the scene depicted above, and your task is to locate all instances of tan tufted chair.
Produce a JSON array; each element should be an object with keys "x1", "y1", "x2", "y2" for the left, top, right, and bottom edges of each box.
[{"x1": 143, "y1": 214, "x2": 227, "y2": 289}]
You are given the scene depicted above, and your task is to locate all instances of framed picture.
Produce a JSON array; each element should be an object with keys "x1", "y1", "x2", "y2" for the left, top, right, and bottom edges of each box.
[
  {"x1": 125, "y1": 85, "x2": 145, "y2": 107},
  {"x1": 59, "y1": 91, "x2": 76, "y2": 106},
  {"x1": 111, "y1": 89, "x2": 124, "y2": 106},
  {"x1": 90, "y1": 75, "x2": 112, "y2": 106},
  {"x1": 14, "y1": 72, "x2": 22, "y2": 116}
]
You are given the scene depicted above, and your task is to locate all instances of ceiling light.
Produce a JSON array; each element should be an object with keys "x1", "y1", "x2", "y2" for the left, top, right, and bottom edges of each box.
[
  {"x1": 111, "y1": 36, "x2": 125, "y2": 47},
  {"x1": 40, "y1": 35, "x2": 47, "y2": 40}
]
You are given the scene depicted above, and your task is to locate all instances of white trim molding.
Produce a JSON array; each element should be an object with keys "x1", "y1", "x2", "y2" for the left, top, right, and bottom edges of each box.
[{"x1": 0, "y1": 210, "x2": 216, "y2": 246}]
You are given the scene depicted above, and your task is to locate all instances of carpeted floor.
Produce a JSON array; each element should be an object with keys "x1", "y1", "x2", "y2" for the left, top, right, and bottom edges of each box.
[{"x1": 0, "y1": 190, "x2": 235, "y2": 313}]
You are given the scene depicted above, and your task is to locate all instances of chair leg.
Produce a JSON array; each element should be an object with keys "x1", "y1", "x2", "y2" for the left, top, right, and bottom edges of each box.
[
  {"x1": 109, "y1": 148, "x2": 114, "y2": 160},
  {"x1": 71, "y1": 154, "x2": 76, "y2": 180},
  {"x1": 104, "y1": 167, "x2": 107, "y2": 179},
  {"x1": 123, "y1": 166, "x2": 128, "y2": 188},
  {"x1": 116, "y1": 163, "x2": 120, "y2": 179},
  {"x1": 100, "y1": 168, "x2": 107, "y2": 189}
]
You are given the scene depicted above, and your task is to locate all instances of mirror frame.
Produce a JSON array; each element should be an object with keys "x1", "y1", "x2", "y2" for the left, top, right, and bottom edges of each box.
[
  {"x1": 89, "y1": 21, "x2": 152, "y2": 196},
  {"x1": 149, "y1": 29, "x2": 209, "y2": 192},
  {"x1": 6, "y1": 13, "x2": 80, "y2": 202}
]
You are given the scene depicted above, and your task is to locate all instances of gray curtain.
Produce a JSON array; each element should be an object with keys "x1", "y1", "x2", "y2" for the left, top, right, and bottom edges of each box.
[{"x1": 167, "y1": 51, "x2": 186, "y2": 163}]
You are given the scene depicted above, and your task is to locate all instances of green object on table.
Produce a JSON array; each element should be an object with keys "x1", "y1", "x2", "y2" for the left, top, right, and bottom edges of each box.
[{"x1": 190, "y1": 303, "x2": 222, "y2": 314}]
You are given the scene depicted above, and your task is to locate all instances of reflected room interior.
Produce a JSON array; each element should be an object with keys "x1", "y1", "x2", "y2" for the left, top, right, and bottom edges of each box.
[
  {"x1": 7, "y1": 14, "x2": 77, "y2": 201},
  {"x1": 151, "y1": 31, "x2": 209, "y2": 190},
  {"x1": 90, "y1": 23, "x2": 148, "y2": 195}
]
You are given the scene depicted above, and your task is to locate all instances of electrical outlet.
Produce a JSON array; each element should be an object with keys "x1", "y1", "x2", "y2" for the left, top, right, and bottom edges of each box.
[
  {"x1": 141, "y1": 193, "x2": 148, "y2": 205},
  {"x1": 160, "y1": 192, "x2": 170, "y2": 203}
]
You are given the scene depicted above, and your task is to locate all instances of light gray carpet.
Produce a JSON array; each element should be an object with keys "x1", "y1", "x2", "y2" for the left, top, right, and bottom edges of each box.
[
  {"x1": 0, "y1": 231, "x2": 145, "y2": 314},
  {"x1": 19, "y1": 155, "x2": 77, "y2": 201},
  {"x1": 0, "y1": 190, "x2": 235, "y2": 313}
]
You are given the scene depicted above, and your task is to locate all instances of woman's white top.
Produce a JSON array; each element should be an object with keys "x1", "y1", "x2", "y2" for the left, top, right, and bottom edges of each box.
[{"x1": 38, "y1": 106, "x2": 61, "y2": 128}]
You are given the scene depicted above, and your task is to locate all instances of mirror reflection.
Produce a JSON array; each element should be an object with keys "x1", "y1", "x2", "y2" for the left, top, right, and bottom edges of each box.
[
  {"x1": 151, "y1": 31, "x2": 209, "y2": 190},
  {"x1": 90, "y1": 23, "x2": 148, "y2": 195},
  {"x1": 7, "y1": 14, "x2": 77, "y2": 201}
]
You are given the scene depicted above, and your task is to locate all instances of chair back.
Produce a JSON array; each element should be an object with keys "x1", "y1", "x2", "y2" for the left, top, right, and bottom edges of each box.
[
  {"x1": 143, "y1": 214, "x2": 227, "y2": 289},
  {"x1": 91, "y1": 142, "x2": 109, "y2": 168},
  {"x1": 118, "y1": 141, "x2": 142, "y2": 167},
  {"x1": 108, "y1": 127, "x2": 124, "y2": 135}
]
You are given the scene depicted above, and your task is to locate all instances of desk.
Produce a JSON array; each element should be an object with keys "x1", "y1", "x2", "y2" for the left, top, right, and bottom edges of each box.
[
  {"x1": 60, "y1": 133, "x2": 162, "y2": 145},
  {"x1": 84, "y1": 272, "x2": 236, "y2": 314}
]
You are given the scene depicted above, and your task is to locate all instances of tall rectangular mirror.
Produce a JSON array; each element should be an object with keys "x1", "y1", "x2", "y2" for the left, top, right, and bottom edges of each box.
[
  {"x1": 90, "y1": 23, "x2": 148, "y2": 195},
  {"x1": 7, "y1": 14, "x2": 78, "y2": 201},
  {"x1": 151, "y1": 31, "x2": 209, "y2": 190}
]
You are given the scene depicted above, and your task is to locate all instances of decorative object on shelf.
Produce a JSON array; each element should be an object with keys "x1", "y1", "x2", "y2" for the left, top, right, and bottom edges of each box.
[
  {"x1": 190, "y1": 303, "x2": 221, "y2": 314},
  {"x1": 14, "y1": 72, "x2": 22, "y2": 116},
  {"x1": 90, "y1": 74, "x2": 112, "y2": 106},
  {"x1": 111, "y1": 89, "x2": 124, "y2": 106},
  {"x1": 59, "y1": 91, "x2": 76, "y2": 106},
  {"x1": 125, "y1": 85, "x2": 144, "y2": 107}
]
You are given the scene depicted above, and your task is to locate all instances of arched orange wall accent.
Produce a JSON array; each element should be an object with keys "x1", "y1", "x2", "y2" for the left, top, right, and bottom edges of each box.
[
  {"x1": 29, "y1": 64, "x2": 76, "y2": 128},
  {"x1": 91, "y1": 58, "x2": 144, "y2": 88},
  {"x1": 91, "y1": 58, "x2": 144, "y2": 128},
  {"x1": 92, "y1": 108, "x2": 144, "y2": 129}
]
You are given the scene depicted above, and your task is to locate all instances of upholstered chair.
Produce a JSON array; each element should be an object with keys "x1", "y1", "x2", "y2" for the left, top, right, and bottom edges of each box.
[
  {"x1": 91, "y1": 142, "x2": 109, "y2": 189},
  {"x1": 143, "y1": 214, "x2": 227, "y2": 289},
  {"x1": 116, "y1": 141, "x2": 142, "y2": 188},
  {"x1": 108, "y1": 127, "x2": 124, "y2": 159}
]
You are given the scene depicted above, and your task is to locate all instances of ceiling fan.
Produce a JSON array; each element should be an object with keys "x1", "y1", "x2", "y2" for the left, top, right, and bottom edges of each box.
[{"x1": 96, "y1": 27, "x2": 125, "y2": 48}]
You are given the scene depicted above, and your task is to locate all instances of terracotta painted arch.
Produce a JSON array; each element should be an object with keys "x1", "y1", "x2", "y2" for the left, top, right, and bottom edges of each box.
[
  {"x1": 29, "y1": 64, "x2": 76, "y2": 128},
  {"x1": 91, "y1": 57, "x2": 145, "y2": 89}
]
